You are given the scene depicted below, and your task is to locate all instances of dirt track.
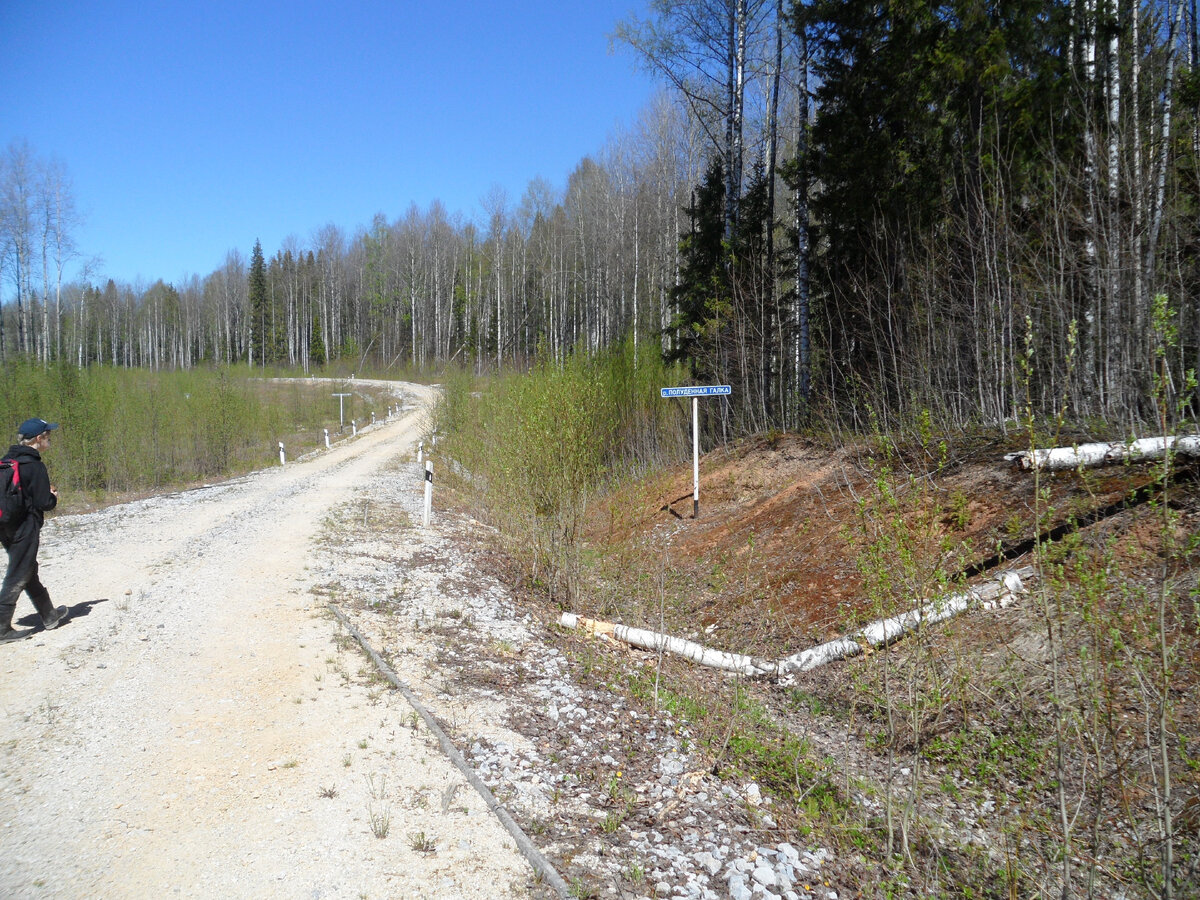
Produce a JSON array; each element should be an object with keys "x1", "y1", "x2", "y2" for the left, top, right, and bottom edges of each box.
[{"x1": 0, "y1": 382, "x2": 532, "y2": 899}]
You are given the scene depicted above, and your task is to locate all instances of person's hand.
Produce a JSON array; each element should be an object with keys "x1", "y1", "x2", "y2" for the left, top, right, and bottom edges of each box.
[{"x1": 50, "y1": 486, "x2": 58, "y2": 497}]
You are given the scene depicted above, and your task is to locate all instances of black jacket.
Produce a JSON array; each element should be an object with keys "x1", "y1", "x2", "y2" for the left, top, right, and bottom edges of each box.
[{"x1": 3, "y1": 444, "x2": 57, "y2": 528}]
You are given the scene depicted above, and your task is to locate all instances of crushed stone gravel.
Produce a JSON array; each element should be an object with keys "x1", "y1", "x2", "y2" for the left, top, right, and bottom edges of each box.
[{"x1": 313, "y1": 440, "x2": 841, "y2": 900}]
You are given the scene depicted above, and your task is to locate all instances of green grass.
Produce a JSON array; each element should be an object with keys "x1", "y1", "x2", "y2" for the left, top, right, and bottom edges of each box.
[
  {"x1": 623, "y1": 670, "x2": 709, "y2": 721},
  {"x1": 0, "y1": 361, "x2": 395, "y2": 498}
]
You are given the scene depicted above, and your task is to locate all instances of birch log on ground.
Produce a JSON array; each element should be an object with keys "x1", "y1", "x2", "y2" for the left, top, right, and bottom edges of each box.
[
  {"x1": 558, "y1": 613, "x2": 775, "y2": 678},
  {"x1": 773, "y1": 569, "x2": 1028, "y2": 683},
  {"x1": 560, "y1": 569, "x2": 1029, "y2": 682},
  {"x1": 1005, "y1": 435, "x2": 1200, "y2": 471}
]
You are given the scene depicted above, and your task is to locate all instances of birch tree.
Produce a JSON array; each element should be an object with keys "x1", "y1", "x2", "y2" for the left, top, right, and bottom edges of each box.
[
  {"x1": 1, "y1": 141, "x2": 37, "y2": 356},
  {"x1": 614, "y1": 0, "x2": 773, "y2": 239}
]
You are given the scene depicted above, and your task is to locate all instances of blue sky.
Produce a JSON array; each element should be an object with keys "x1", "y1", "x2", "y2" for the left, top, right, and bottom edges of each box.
[{"x1": 1, "y1": 1, "x2": 659, "y2": 289}]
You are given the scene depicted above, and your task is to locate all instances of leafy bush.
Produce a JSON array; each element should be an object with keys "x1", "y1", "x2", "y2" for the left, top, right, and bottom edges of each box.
[{"x1": 438, "y1": 338, "x2": 688, "y2": 603}]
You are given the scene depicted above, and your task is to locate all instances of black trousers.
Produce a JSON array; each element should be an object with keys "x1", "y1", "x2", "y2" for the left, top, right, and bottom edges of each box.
[{"x1": 0, "y1": 520, "x2": 54, "y2": 627}]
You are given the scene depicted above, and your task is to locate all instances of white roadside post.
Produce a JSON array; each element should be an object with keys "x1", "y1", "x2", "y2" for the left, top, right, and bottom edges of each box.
[
  {"x1": 324, "y1": 428, "x2": 330, "y2": 449},
  {"x1": 417, "y1": 440, "x2": 424, "y2": 463},
  {"x1": 371, "y1": 411, "x2": 375, "y2": 425},
  {"x1": 423, "y1": 460, "x2": 433, "y2": 527},
  {"x1": 352, "y1": 419, "x2": 358, "y2": 436},
  {"x1": 660, "y1": 385, "x2": 732, "y2": 519},
  {"x1": 278, "y1": 441, "x2": 285, "y2": 466}
]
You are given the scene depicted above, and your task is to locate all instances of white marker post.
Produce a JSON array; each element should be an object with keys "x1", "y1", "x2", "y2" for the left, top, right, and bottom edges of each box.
[
  {"x1": 278, "y1": 441, "x2": 285, "y2": 466},
  {"x1": 324, "y1": 428, "x2": 330, "y2": 449},
  {"x1": 660, "y1": 385, "x2": 732, "y2": 518},
  {"x1": 423, "y1": 460, "x2": 433, "y2": 527},
  {"x1": 351, "y1": 420, "x2": 358, "y2": 436},
  {"x1": 332, "y1": 392, "x2": 352, "y2": 429},
  {"x1": 417, "y1": 440, "x2": 424, "y2": 463}
]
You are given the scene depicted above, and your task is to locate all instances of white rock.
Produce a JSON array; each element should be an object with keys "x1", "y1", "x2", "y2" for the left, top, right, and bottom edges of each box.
[
  {"x1": 694, "y1": 851, "x2": 721, "y2": 876},
  {"x1": 660, "y1": 757, "x2": 685, "y2": 776},
  {"x1": 752, "y1": 864, "x2": 777, "y2": 887}
]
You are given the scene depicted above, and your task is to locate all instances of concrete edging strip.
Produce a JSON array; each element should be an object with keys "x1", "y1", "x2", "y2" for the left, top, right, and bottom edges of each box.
[{"x1": 328, "y1": 604, "x2": 571, "y2": 898}]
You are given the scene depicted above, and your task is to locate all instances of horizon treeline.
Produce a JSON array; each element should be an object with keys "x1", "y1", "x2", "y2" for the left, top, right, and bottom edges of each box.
[{"x1": 3, "y1": 0, "x2": 1199, "y2": 435}]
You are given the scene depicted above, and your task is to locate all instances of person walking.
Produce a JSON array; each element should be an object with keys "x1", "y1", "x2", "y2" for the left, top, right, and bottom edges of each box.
[{"x1": 0, "y1": 418, "x2": 67, "y2": 643}]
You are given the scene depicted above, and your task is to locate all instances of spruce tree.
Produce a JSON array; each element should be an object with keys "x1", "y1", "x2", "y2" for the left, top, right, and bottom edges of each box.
[
  {"x1": 248, "y1": 239, "x2": 267, "y2": 368},
  {"x1": 669, "y1": 159, "x2": 728, "y2": 382},
  {"x1": 309, "y1": 310, "x2": 326, "y2": 368}
]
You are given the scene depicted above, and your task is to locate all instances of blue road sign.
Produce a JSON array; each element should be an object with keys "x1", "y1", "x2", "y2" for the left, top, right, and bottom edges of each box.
[{"x1": 660, "y1": 385, "x2": 732, "y2": 398}]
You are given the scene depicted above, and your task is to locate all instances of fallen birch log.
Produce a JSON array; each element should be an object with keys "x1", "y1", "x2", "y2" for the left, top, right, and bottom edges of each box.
[
  {"x1": 1005, "y1": 435, "x2": 1200, "y2": 471},
  {"x1": 558, "y1": 612, "x2": 776, "y2": 677},
  {"x1": 773, "y1": 569, "x2": 1028, "y2": 684},
  {"x1": 560, "y1": 569, "x2": 1029, "y2": 683}
]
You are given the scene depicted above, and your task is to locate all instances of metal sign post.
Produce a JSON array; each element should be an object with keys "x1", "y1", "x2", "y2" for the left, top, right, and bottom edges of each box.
[
  {"x1": 659, "y1": 385, "x2": 731, "y2": 518},
  {"x1": 332, "y1": 392, "x2": 352, "y2": 428}
]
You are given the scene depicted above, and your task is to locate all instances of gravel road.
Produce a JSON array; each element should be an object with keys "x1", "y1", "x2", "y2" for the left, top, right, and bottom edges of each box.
[
  {"x1": 3, "y1": 379, "x2": 847, "y2": 900},
  {"x1": 0, "y1": 382, "x2": 533, "y2": 900}
]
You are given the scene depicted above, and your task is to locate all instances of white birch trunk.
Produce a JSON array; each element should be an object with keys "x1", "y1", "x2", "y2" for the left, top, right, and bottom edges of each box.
[
  {"x1": 560, "y1": 613, "x2": 775, "y2": 677},
  {"x1": 561, "y1": 571, "x2": 1028, "y2": 681},
  {"x1": 1147, "y1": 1, "x2": 1185, "y2": 279},
  {"x1": 1105, "y1": 0, "x2": 1121, "y2": 400},
  {"x1": 734, "y1": 0, "x2": 747, "y2": 207},
  {"x1": 724, "y1": 5, "x2": 736, "y2": 239},
  {"x1": 1006, "y1": 435, "x2": 1200, "y2": 470},
  {"x1": 1132, "y1": 6, "x2": 1145, "y2": 312},
  {"x1": 795, "y1": 33, "x2": 811, "y2": 419},
  {"x1": 1082, "y1": 0, "x2": 1101, "y2": 397},
  {"x1": 774, "y1": 571, "x2": 1027, "y2": 681},
  {"x1": 1107, "y1": 0, "x2": 1120, "y2": 201},
  {"x1": 633, "y1": 198, "x2": 640, "y2": 353}
]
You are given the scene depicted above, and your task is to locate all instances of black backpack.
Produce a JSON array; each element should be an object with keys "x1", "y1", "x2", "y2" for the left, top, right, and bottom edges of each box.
[{"x1": 0, "y1": 457, "x2": 27, "y2": 526}]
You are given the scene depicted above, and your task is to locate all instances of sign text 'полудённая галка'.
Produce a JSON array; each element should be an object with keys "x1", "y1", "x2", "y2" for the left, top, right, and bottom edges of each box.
[{"x1": 659, "y1": 385, "x2": 732, "y2": 398}]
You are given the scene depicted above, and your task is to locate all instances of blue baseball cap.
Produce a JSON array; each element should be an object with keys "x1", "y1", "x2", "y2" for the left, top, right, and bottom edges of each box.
[{"x1": 18, "y1": 418, "x2": 59, "y2": 439}]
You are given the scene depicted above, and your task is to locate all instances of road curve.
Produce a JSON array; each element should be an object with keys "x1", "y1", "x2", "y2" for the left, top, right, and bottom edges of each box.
[{"x1": 0, "y1": 381, "x2": 533, "y2": 899}]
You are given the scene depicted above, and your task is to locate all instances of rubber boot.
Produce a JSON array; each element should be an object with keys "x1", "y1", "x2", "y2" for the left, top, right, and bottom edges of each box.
[
  {"x1": 0, "y1": 612, "x2": 34, "y2": 643},
  {"x1": 41, "y1": 605, "x2": 69, "y2": 630}
]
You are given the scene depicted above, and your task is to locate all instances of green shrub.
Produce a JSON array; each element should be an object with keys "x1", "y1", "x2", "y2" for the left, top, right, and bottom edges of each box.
[{"x1": 438, "y1": 339, "x2": 689, "y2": 603}]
